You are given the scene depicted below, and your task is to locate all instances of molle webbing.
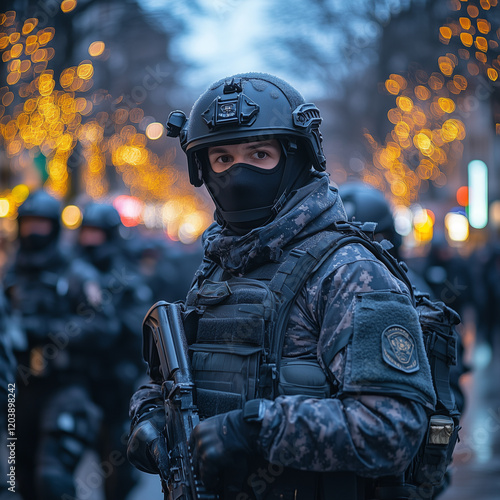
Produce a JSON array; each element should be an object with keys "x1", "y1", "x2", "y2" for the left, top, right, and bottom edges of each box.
[{"x1": 188, "y1": 222, "x2": 410, "y2": 418}]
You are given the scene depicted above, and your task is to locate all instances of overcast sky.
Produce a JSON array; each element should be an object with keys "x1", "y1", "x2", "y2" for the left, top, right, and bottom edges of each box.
[{"x1": 141, "y1": 0, "x2": 326, "y2": 98}]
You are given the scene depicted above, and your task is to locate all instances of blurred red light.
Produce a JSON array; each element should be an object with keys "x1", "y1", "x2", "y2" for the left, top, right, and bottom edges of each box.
[
  {"x1": 113, "y1": 195, "x2": 143, "y2": 227},
  {"x1": 457, "y1": 186, "x2": 469, "y2": 206}
]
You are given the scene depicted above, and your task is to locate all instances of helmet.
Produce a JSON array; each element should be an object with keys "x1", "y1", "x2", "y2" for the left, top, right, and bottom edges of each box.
[
  {"x1": 81, "y1": 202, "x2": 121, "y2": 233},
  {"x1": 338, "y1": 182, "x2": 402, "y2": 250},
  {"x1": 80, "y1": 202, "x2": 122, "y2": 270},
  {"x1": 17, "y1": 190, "x2": 62, "y2": 252},
  {"x1": 18, "y1": 190, "x2": 61, "y2": 221},
  {"x1": 166, "y1": 72, "x2": 326, "y2": 187}
]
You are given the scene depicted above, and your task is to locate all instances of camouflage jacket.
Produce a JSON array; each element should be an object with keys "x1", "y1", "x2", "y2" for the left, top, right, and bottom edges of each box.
[{"x1": 130, "y1": 173, "x2": 435, "y2": 478}]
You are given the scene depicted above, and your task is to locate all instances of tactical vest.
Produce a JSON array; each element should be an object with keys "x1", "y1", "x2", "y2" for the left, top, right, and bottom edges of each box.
[{"x1": 184, "y1": 227, "x2": 363, "y2": 419}]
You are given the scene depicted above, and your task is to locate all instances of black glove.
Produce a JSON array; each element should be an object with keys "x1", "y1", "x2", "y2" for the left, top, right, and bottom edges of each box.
[
  {"x1": 189, "y1": 408, "x2": 262, "y2": 491},
  {"x1": 127, "y1": 409, "x2": 169, "y2": 479}
]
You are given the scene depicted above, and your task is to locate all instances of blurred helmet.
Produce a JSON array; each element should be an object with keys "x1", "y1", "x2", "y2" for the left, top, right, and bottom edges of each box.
[
  {"x1": 17, "y1": 190, "x2": 61, "y2": 251},
  {"x1": 167, "y1": 73, "x2": 326, "y2": 187},
  {"x1": 81, "y1": 202, "x2": 121, "y2": 234},
  {"x1": 80, "y1": 202, "x2": 122, "y2": 270},
  {"x1": 338, "y1": 182, "x2": 401, "y2": 250},
  {"x1": 18, "y1": 190, "x2": 61, "y2": 221}
]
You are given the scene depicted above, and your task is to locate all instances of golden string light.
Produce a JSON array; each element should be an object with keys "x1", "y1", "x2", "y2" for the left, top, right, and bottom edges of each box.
[
  {"x1": 0, "y1": 9, "x2": 213, "y2": 241},
  {"x1": 365, "y1": 68, "x2": 466, "y2": 206},
  {"x1": 366, "y1": 0, "x2": 497, "y2": 206},
  {"x1": 439, "y1": 0, "x2": 500, "y2": 132}
]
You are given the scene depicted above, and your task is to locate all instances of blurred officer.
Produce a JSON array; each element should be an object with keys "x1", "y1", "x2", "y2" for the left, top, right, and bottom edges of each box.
[
  {"x1": 77, "y1": 202, "x2": 152, "y2": 500},
  {"x1": 132, "y1": 236, "x2": 203, "y2": 304},
  {"x1": 338, "y1": 181, "x2": 432, "y2": 295},
  {"x1": 127, "y1": 74, "x2": 437, "y2": 499},
  {"x1": 3, "y1": 190, "x2": 116, "y2": 500}
]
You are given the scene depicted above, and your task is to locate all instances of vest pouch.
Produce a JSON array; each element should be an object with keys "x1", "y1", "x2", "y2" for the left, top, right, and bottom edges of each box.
[
  {"x1": 190, "y1": 343, "x2": 263, "y2": 418},
  {"x1": 278, "y1": 358, "x2": 331, "y2": 398},
  {"x1": 410, "y1": 414, "x2": 459, "y2": 489}
]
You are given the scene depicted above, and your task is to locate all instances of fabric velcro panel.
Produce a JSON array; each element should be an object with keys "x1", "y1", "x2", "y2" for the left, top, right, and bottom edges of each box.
[{"x1": 342, "y1": 291, "x2": 436, "y2": 409}]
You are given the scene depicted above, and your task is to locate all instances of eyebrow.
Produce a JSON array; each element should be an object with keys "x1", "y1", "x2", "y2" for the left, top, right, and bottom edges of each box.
[
  {"x1": 208, "y1": 141, "x2": 276, "y2": 155},
  {"x1": 208, "y1": 146, "x2": 230, "y2": 155}
]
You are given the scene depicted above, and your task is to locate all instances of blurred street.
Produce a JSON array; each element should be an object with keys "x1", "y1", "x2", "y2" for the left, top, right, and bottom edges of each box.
[{"x1": 440, "y1": 327, "x2": 500, "y2": 500}]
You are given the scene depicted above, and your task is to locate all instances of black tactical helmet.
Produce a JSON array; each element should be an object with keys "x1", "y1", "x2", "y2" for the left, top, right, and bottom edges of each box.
[
  {"x1": 79, "y1": 202, "x2": 122, "y2": 270},
  {"x1": 166, "y1": 72, "x2": 326, "y2": 187},
  {"x1": 81, "y1": 202, "x2": 121, "y2": 233},
  {"x1": 17, "y1": 190, "x2": 62, "y2": 252},
  {"x1": 338, "y1": 181, "x2": 401, "y2": 249},
  {"x1": 17, "y1": 190, "x2": 61, "y2": 222}
]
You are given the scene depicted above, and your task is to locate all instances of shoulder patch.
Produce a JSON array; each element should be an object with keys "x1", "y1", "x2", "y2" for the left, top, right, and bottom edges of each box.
[{"x1": 381, "y1": 325, "x2": 419, "y2": 373}]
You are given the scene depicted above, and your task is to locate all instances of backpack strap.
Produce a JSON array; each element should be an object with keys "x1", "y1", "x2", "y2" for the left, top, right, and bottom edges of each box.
[{"x1": 267, "y1": 221, "x2": 414, "y2": 391}]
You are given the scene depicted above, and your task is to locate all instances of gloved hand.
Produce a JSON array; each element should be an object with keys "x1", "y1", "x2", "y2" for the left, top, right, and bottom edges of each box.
[
  {"x1": 189, "y1": 408, "x2": 262, "y2": 491},
  {"x1": 127, "y1": 409, "x2": 170, "y2": 479}
]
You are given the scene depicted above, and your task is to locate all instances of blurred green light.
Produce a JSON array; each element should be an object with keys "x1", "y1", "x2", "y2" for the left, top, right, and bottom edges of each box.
[{"x1": 468, "y1": 160, "x2": 488, "y2": 229}]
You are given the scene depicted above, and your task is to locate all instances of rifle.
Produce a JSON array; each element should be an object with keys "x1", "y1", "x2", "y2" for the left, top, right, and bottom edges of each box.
[{"x1": 143, "y1": 301, "x2": 217, "y2": 500}]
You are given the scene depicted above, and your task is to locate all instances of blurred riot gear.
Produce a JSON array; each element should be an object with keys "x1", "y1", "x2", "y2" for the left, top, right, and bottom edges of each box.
[
  {"x1": 17, "y1": 191, "x2": 61, "y2": 254},
  {"x1": 81, "y1": 202, "x2": 121, "y2": 233},
  {"x1": 79, "y1": 203, "x2": 122, "y2": 271},
  {"x1": 339, "y1": 181, "x2": 402, "y2": 252},
  {"x1": 17, "y1": 190, "x2": 61, "y2": 221},
  {"x1": 167, "y1": 73, "x2": 325, "y2": 233},
  {"x1": 76, "y1": 202, "x2": 151, "y2": 500},
  {"x1": 36, "y1": 386, "x2": 102, "y2": 499},
  {"x1": 4, "y1": 193, "x2": 119, "y2": 500}
]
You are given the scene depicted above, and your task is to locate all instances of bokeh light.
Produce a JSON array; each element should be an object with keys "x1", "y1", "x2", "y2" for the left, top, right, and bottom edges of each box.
[
  {"x1": 445, "y1": 212, "x2": 469, "y2": 242},
  {"x1": 61, "y1": 204, "x2": 82, "y2": 229}
]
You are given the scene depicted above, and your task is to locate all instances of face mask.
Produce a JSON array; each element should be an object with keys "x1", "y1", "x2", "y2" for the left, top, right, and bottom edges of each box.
[
  {"x1": 201, "y1": 140, "x2": 315, "y2": 233},
  {"x1": 80, "y1": 244, "x2": 114, "y2": 271},
  {"x1": 19, "y1": 233, "x2": 55, "y2": 252},
  {"x1": 205, "y1": 155, "x2": 285, "y2": 211}
]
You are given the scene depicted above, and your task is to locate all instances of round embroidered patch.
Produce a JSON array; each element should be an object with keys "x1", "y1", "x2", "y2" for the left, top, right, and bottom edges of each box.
[{"x1": 381, "y1": 325, "x2": 419, "y2": 373}]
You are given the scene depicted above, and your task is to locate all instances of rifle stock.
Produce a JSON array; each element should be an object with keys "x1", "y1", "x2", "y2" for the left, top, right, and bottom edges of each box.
[{"x1": 142, "y1": 301, "x2": 217, "y2": 500}]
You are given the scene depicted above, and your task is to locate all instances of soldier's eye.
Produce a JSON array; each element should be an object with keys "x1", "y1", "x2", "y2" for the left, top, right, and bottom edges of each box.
[
  {"x1": 253, "y1": 151, "x2": 269, "y2": 160},
  {"x1": 218, "y1": 154, "x2": 233, "y2": 163}
]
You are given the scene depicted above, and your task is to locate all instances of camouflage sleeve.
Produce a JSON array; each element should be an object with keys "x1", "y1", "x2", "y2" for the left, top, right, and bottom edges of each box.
[
  {"x1": 258, "y1": 394, "x2": 427, "y2": 476},
  {"x1": 257, "y1": 244, "x2": 432, "y2": 476}
]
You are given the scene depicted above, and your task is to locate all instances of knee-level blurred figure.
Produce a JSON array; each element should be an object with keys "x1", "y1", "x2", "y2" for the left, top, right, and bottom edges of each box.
[
  {"x1": 76, "y1": 202, "x2": 153, "y2": 500},
  {"x1": 0, "y1": 286, "x2": 17, "y2": 499},
  {"x1": 3, "y1": 190, "x2": 118, "y2": 500}
]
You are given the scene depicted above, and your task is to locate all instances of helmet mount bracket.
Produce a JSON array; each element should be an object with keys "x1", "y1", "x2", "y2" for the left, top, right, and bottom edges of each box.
[{"x1": 202, "y1": 93, "x2": 260, "y2": 130}]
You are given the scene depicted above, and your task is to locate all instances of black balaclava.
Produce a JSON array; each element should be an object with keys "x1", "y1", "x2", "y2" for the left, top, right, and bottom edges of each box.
[
  {"x1": 201, "y1": 139, "x2": 312, "y2": 234},
  {"x1": 80, "y1": 241, "x2": 115, "y2": 271},
  {"x1": 19, "y1": 230, "x2": 57, "y2": 253}
]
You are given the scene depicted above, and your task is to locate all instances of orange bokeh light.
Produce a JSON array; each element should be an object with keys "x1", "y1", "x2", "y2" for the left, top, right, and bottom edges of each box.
[{"x1": 457, "y1": 186, "x2": 469, "y2": 206}]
